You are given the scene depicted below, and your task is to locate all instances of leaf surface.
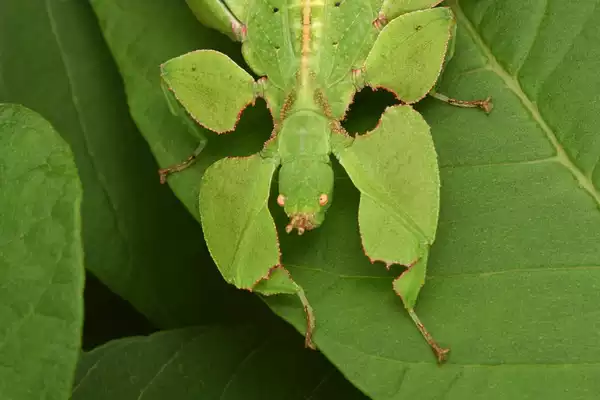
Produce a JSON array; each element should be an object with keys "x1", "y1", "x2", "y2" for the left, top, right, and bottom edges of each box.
[
  {"x1": 71, "y1": 324, "x2": 367, "y2": 400},
  {"x1": 0, "y1": 104, "x2": 83, "y2": 400},
  {"x1": 92, "y1": 0, "x2": 600, "y2": 398}
]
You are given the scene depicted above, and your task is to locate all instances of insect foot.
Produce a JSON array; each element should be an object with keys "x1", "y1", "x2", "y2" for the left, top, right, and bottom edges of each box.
[{"x1": 408, "y1": 309, "x2": 450, "y2": 364}]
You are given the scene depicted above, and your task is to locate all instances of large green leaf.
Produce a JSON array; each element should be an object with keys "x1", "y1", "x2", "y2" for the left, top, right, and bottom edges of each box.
[
  {"x1": 91, "y1": 0, "x2": 600, "y2": 398},
  {"x1": 0, "y1": 0, "x2": 240, "y2": 327},
  {"x1": 72, "y1": 322, "x2": 367, "y2": 400},
  {"x1": 0, "y1": 104, "x2": 83, "y2": 400}
]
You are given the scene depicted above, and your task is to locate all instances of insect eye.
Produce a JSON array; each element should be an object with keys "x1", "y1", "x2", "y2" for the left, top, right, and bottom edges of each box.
[
  {"x1": 318, "y1": 194, "x2": 328, "y2": 206},
  {"x1": 277, "y1": 194, "x2": 286, "y2": 206}
]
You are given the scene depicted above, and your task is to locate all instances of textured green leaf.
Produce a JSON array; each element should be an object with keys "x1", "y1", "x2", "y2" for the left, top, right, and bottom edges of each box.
[
  {"x1": 91, "y1": 0, "x2": 600, "y2": 398},
  {"x1": 72, "y1": 324, "x2": 367, "y2": 400},
  {"x1": 0, "y1": 0, "x2": 236, "y2": 328},
  {"x1": 0, "y1": 104, "x2": 83, "y2": 400}
]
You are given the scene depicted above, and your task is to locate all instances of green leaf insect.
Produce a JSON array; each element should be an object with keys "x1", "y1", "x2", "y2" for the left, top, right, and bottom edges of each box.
[{"x1": 160, "y1": 0, "x2": 491, "y2": 362}]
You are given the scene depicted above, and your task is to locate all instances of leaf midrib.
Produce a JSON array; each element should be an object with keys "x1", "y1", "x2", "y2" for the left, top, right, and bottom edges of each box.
[{"x1": 449, "y1": 0, "x2": 600, "y2": 208}]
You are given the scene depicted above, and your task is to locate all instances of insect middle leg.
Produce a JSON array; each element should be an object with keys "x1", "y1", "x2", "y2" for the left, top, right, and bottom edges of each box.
[{"x1": 158, "y1": 136, "x2": 207, "y2": 184}]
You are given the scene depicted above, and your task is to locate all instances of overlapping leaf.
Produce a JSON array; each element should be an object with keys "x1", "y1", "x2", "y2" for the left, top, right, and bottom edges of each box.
[
  {"x1": 0, "y1": 104, "x2": 83, "y2": 400},
  {"x1": 0, "y1": 0, "x2": 236, "y2": 328}
]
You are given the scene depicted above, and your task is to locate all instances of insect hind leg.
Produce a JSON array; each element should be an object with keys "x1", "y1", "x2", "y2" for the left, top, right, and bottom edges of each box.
[{"x1": 429, "y1": 91, "x2": 493, "y2": 113}]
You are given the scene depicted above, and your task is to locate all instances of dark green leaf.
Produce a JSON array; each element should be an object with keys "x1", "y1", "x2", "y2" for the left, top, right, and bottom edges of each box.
[
  {"x1": 0, "y1": 104, "x2": 83, "y2": 400},
  {"x1": 72, "y1": 324, "x2": 367, "y2": 400}
]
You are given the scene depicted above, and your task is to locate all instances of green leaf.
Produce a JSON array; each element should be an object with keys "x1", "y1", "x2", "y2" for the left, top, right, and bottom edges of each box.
[
  {"x1": 71, "y1": 324, "x2": 367, "y2": 400},
  {"x1": 0, "y1": 104, "x2": 83, "y2": 400},
  {"x1": 0, "y1": 0, "x2": 237, "y2": 328},
  {"x1": 92, "y1": 0, "x2": 600, "y2": 398}
]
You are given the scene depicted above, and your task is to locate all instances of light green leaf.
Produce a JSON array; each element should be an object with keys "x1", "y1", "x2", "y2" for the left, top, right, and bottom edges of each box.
[
  {"x1": 71, "y1": 324, "x2": 367, "y2": 400},
  {"x1": 0, "y1": 104, "x2": 83, "y2": 400},
  {"x1": 0, "y1": 0, "x2": 235, "y2": 328},
  {"x1": 92, "y1": 0, "x2": 600, "y2": 398}
]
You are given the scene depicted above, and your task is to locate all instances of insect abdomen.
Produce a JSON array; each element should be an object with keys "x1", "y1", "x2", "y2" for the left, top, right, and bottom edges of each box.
[{"x1": 277, "y1": 110, "x2": 331, "y2": 162}]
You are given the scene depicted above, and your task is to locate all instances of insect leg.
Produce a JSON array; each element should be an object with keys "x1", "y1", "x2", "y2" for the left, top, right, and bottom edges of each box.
[
  {"x1": 395, "y1": 256, "x2": 450, "y2": 363},
  {"x1": 332, "y1": 105, "x2": 448, "y2": 362},
  {"x1": 362, "y1": 8, "x2": 454, "y2": 104},
  {"x1": 159, "y1": 50, "x2": 257, "y2": 181},
  {"x1": 429, "y1": 91, "x2": 493, "y2": 113},
  {"x1": 158, "y1": 136, "x2": 207, "y2": 184}
]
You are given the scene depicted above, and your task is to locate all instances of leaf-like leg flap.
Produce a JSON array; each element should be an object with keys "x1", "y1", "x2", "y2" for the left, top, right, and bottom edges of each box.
[
  {"x1": 200, "y1": 154, "x2": 280, "y2": 289},
  {"x1": 161, "y1": 50, "x2": 256, "y2": 133},
  {"x1": 199, "y1": 155, "x2": 316, "y2": 348},
  {"x1": 185, "y1": 0, "x2": 246, "y2": 41},
  {"x1": 394, "y1": 254, "x2": 449, "y2": 363},
  {"x1": 332, "y1": 105, "x2": 439, "y2": 266},
  {"x1": 363, "y1": 8, "x2": 454, "y2": 103}
]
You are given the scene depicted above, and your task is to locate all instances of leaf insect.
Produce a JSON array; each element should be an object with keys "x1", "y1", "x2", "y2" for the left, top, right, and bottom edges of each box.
[{"x1": 159, "y1": 0, "x2": 491, "y2": 363}]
